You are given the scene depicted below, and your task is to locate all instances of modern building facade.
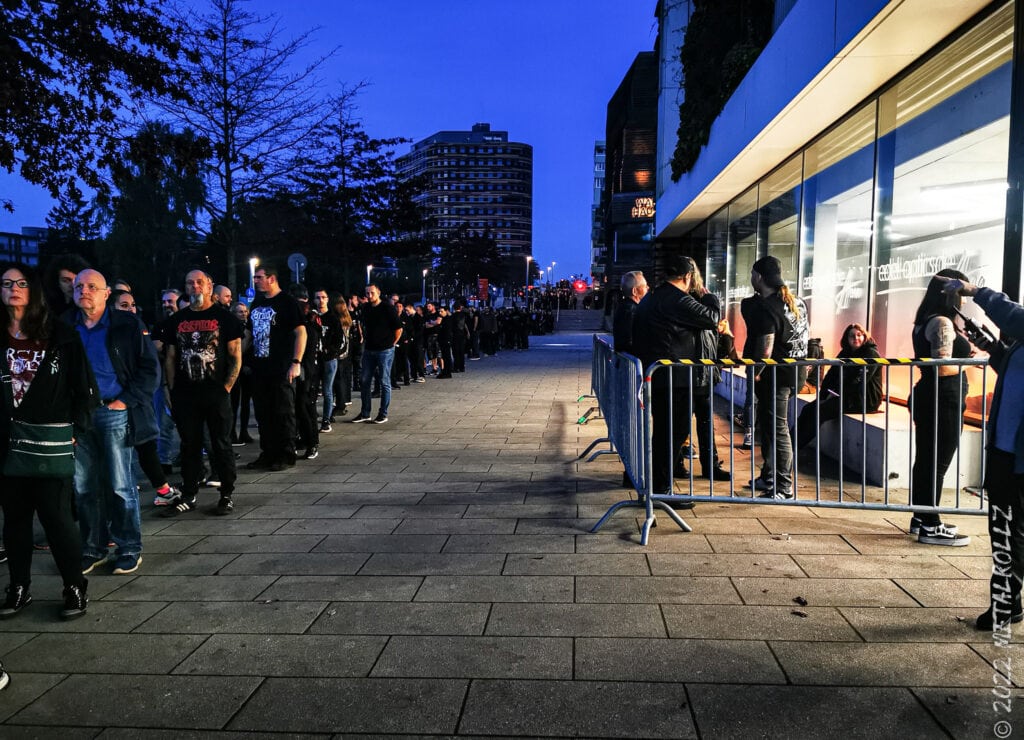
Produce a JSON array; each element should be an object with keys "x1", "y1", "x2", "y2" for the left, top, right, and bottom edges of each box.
[
  {"x1": 396, "y1": 123, "x2": 533, "y2": 258},
  {"x1": 601, "y1": 52, "x2": 659, "y2": 290},
  {"x1": 590, "y1": 141, "x2": 606, "y2": 280},
  {"x1": 655, "y1": 0, "x2": 1023, "y2": 406},
  {"x1": 0, "y1": 226, "x2": 45, "y2": 266}
]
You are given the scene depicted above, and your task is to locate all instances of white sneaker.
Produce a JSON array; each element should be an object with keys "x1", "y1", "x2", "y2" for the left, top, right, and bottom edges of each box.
[
  {"x1": 909, "y1": 516, "x2": 957, "y2": 536},
  {"x1": 918, "y1": 523, "x2": 971, "y2": 547}
]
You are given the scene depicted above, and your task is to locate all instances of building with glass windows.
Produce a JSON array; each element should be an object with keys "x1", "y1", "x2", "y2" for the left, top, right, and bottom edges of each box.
[
  {"x1": 590, "y1": 141, "x2": 606, "y2": 281},
  {"x1": 396, "y1": 123, "x2": 533, "y2": 258},
  {"x1": 654, "y1": 0, "x2": 1022, "y2": 405},
  {"x1": 0, "y1": 227, "x2": 44, "y2": 266}
]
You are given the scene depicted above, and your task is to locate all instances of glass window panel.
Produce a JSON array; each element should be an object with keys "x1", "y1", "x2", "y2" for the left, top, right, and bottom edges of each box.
[
  {"x1": 726, "y1": 187, "x2": 758, "y2": 353},
  {"x1": 800, "y1": 102, "x2": 876, "y2": 354},
  {"x1": 759, "y1": 154, "x2": 802, "y2": 292}
]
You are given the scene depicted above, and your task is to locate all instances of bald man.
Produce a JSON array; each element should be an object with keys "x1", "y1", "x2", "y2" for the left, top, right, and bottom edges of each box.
[{"x1": 72, "y1": 269, "x2": 159, "y2": 576}]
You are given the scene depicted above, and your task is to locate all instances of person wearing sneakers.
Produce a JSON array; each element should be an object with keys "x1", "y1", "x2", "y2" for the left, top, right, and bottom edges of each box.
[
  {"x1": 160, "y1": 270, "x2": 242, "y2": 517},
  {"x1": 906, "y1": 270, "x2": 973, "y2": 547},
  {"x1": 0, "y1": 263, "x2": 97, "y2": 620},
  {"x1": 72, "y1": 269, "x2": 157, "y2": 576},
  {"x1": 351, "y1": 284, "x2": 401, "y2": 424},
  {"x1": 743, "y1": 256, "x2": 809, "y2": 501},
  {"x1": 936, "y1": 275, "x2": 1023, "y2": 627}
]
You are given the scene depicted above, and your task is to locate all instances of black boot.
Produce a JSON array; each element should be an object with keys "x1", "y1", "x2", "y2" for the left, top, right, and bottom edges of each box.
[
  {"x1": 0, "y1": 584, "x2": 32, "y2": 619},
  {"x1": 60, "y1": 580, "x2": 88, "y2": 620},
  {"x1": 976, "y1": 599, "x2": 1023, "y2": 631}
]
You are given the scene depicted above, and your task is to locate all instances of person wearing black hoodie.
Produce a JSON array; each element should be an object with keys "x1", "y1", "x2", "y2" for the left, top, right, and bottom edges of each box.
[{"x1": 793, "y1": 323, "x2": 882, "y2": 449}]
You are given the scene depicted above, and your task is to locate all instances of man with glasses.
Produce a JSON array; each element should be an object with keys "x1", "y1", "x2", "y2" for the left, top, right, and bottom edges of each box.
[
  {"x1": 351, "y1": 284, "x2": 401, "y2": 424},
  {"x1": 72, "y1": 269, "x2": 158, "y2": 575},
  {"x1": 246, "y1": 265, "x2": 306, "y2": 471}
]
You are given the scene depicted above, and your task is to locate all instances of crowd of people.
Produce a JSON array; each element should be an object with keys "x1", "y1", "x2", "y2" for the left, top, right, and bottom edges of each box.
[
  {"x1": 0, "y1": 255, "x2": 549, "y2": 626},
  {"x1": 612, "y1": 256, "x2": 1023, "y2": 633}
]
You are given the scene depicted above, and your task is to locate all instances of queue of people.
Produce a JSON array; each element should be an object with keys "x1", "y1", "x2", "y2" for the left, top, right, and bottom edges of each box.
[{"x1": 0, "y1": 256, "x2": 544, "y2": 623}]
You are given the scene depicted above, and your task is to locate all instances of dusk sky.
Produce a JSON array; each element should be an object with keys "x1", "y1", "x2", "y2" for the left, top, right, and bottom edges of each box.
[{"x1": 0, "y1": 0, "x2": 658, "y2": 281}]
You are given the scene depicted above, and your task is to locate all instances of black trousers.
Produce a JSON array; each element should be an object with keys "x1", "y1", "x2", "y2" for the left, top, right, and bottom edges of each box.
[
  {"x1": 1, "y1": 475, "x2": 84, "y2": 589},
  {"x1": 794, "y1": 395, "x2": 843, "y2": 450},
  {"x1": 692, "y1": 390, "x2": 720, "y2": 471},
  {"x1": 651, "y1": 377, "x2": 693, "y2": 493},
  {"x1": 172, "y1": 385, "x2": 237, "y2": 496},
  {"x1": 334, "y1": 359, "x2": 353, "y2": 408},
  {"x1": 134, "y1": 439, "x2": 167, "y2": 489},
  {"x1": 911, "y1": 375, "x2": 967, "y2": 526},
  {"x1": 251, "y1": 375, "x2": 297, "y2": 464},
  {"x1": 294, "y1": 374, "x2": 319, "y2": 449},
  {"x1": 984, "y1": 449, "x2": 1024, "y2": 615},
  {"x1": 231, "y1": 371, "x2": 253, "y2": 440},
  {"x1": 452, "y1": 337, "x2": 467, "y2": 372}
]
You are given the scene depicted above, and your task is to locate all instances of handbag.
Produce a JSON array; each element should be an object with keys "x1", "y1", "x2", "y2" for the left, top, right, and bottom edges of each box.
[{"x1": 4, "y1": 419, "x2": 75, "y2": 479}]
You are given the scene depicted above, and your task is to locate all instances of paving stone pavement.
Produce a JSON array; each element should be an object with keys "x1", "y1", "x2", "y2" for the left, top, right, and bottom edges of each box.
[{"x1": 0, "y1": 313, "x2": 1016, "y2": 738}]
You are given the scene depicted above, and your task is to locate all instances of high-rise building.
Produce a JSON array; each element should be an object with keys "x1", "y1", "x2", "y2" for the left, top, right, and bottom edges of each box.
[
  {"x1": 397, "y1": 123, "x2": 533, "y2": 257},
  {"x1": 601, "y1": 52, "x2": 658, "y2": 290},
  {"x1": 0, "y1": 226, "x2": 45, "y2": 266},
  {"x1": 590, "y1": 141, "x2": 606, "y2": 281}
]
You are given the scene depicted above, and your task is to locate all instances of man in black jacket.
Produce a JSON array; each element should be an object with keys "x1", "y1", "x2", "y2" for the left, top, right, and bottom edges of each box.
[
  {"x1": 612, "y1": 270, "x2": 648, "y2": 355},
  {"x1": 72, "y1": 269, "x2": 158, "y2": 575},
  {"x1": 632, "y1": 256, "x2": 718, "y2": 494},
  {"x1": 351, "y1": 284, "x2": 401, "y2": 423}
]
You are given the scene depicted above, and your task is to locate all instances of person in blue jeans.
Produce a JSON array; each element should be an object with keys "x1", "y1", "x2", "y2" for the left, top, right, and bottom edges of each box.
[
  {"x1": 72, "y1": 269, "x2": 157, "y2": 576},
  {"x1": 351, "y1": 284, "x2": 402, "y2": 425}
]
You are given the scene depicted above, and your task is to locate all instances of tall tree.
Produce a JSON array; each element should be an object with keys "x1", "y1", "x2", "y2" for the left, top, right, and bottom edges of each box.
[
  {"x1": 0, "y1": 0, "x2": 187, "y2": 211},
  {"x1": 434, "y1": 225, "x2": 503, "y2": 299},
  {"x1": 155, "y1": 0, "x2": 337, "y2": 288},
  {"x1": 97, "y1": 122, "x2": 209, "y2": 312}
]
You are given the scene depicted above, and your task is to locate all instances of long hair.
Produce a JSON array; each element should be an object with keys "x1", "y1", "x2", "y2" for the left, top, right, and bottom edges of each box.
[
  {"x1": 687, "y1": 263, "x2": 706, "y2": 297},
  {"x1": 778, "y1": 285, "x2": 801, "y2": 320},
  {"x1": 914, "y1": 268, "x2": 968, "y2": 326},
  {"x1": 331, "y1": 291, "x2": 352, "y2": 330},
  {"x1": 2, "y1": 262, "x2": 53, "y2": 341}
]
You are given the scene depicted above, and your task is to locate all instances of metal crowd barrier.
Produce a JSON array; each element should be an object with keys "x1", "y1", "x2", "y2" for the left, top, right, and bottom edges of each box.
[
  {"x1": 577, "y1": 335, "x2": 619, "y2": 459},
  {"x1": 590, "y1": 352, "x2": 990, "y2": 544}
]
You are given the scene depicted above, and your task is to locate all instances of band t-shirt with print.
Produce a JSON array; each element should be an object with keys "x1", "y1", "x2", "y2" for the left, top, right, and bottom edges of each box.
[
  {"x1": 247, "y1": 291, "x2": 304, "y2": 378},
  {"x1": 6, "y1": 335, "x2": 46, "y2": 407},
  {"x1": 164, "y1": 304, "x2": 243, "y2": 388},
  {"x1": 745, "y1": 292, "x2": 810, "y2": 389}
]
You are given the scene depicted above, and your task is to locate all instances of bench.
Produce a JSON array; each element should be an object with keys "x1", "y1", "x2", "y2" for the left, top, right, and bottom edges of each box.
[{"x1": 715, "y1": 367, "x2": 984, "y2": 489}]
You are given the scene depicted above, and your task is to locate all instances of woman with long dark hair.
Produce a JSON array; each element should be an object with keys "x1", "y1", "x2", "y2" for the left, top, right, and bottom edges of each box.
[
  {"x1": 329, "y1": 293, "x2": 355, "y2": 417},
  {"x1": 909, "y1": 269, "x2": 973, "y2": 546},
  {"x1": 0, "y1": 262, "x2": 98, "y2": 619}
]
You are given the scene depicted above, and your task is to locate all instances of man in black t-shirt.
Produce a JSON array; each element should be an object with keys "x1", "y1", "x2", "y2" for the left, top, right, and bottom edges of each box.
[
  {"x1": 162, "y1": 269, "x2": 243, "y2": 515},
  {"x1": 245, "y1": 265, "x2": 306, "y2": 470},
  {"x1": 351, "y1": 284, "x2": 401, "y2": 423}
]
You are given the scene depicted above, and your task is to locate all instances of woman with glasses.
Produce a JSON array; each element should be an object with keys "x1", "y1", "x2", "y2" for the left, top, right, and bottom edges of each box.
[{"x1": 0, "y1": 263, "x2": 98, "y2": 620}]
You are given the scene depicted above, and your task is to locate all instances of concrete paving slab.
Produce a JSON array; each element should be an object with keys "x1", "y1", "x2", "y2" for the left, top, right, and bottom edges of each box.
[
  {"x1": 665, "y1": 604, "x2": 860, "y2": 640},
  {"x1": 133, "y1": 601, "x2": 326, "y2": 634},
  {"x1": 352, "y1": 505, "x2": 467, "y2": 518},
  {"x1": 575, "y1": 575, "x2": 742, "y2": 604},
  {"x1": 688, "y1": 684, "x2": 944, "y2": 738},
  {"x1": 184, "y1": 535, "x2": 325, "y2": 553},
  {"x1": 308, "y1": 601, "x2": 489, "y2": 635},
  {"x1": 504, "y1": 553, "x2": 648, "y2": 576},
  {"x1": 173, "y1": 633, "x2": 387, "y2": 676},
  {"x1": 213, "y1": 553, "x2": 368, "y2": 575},
  {"x1": 460, "y1": 679, "x2": 696, "y2": 738},
  {"x1": 772, "y1": 641, "x2": 996, "y2": 686},
  {"x1": 795, "y1": 554, "x2": 970, "y2": 579},
  {"x1": 894, "y1": 577, "x2": 991, "y2": 607},
  {"x1": 942, "y1": 555, "x2": 995, "y2": 578},
  {"x1": 312, "y1": 534, "x2": 447, "y2": 552},
  {"x1": 123, "y1": 553, "x2": 237, "y2": 576},
  {"x1": 732, "y1": 576, "x2": 919, "y2": 607},
  {"x1": 2, "y1": 726, "x2": 98, "y2": 739},
  {"x1": 840, "y1": 606, "x2": 1007, "y2": 642},
  {"x1": 371, "y1": 635, "x2": 572, "y2": 679},
  {"x1": 760, "y1": 516, "x2": 903, "y2": 534},
  {"x1": 486, "y1": 603, "x2": 665, "y2": 637},
  {"x1": 576, "y1": 533, "x2": 712, "y2": 553},
  {"x1": 102, "y1": 575, "x2": 278, "y2": 601},
  {"x1": 97, "y1": 731, "x2": 327, "y2": 739},
  {"x1": 273, "y1": 518, "x2": 401, "y2": 535},
  {"x1": 846, "y1": 533, "x2": 992, "y2": 555},
  {"x1": 575, "y1": 637, "x2": 786, "y2": 683},
  {"x1": 239, "y1": 504, "x2": 360, "y2": 519},
  {"x1": 257, "y1": 575, "x2": 421, "y2": 601},
  {"x1": 227, "y1": 677, "x2": 466, "y2": 734},
  {"x1": 706, "y1": 533, "x2": 858, "y2": 554},
  {"x1": 414, "y1": 575, "x2": 573, "y2": 603},
  {"x1": 0, "y1": 673, "x2": 67, "y2": 723},
  {"x1": 0, "y1": 600, "x2": 167, "y2": 633},
  {"x1": 359, "y1": 552, "x2": 506, "y2": 576},
  {"x1": 649, "y1": 553, "x2": 805, "y2": 577},
  {"x1": 3, "y1": 633, "x2": 206, "y2": 674},
  {"x1": 441, "y1": 534, "x2": 574, "y2": 553},
  {"x1": 912, "y1": 687, "x2": 1014, "y2": 740},
  {"x1": 10, "y1": 675, "x2": 262, "y2": 728}
]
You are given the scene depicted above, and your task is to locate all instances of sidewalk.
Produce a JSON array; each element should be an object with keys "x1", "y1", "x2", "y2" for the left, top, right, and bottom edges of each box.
[{"x1": 0, "y1": 328, "x2": 1013, "y2": 738}]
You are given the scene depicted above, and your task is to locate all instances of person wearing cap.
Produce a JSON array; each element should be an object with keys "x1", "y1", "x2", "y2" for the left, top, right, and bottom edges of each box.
[
  {"x1": 631, "y1": 255, "x2": 719, "y2": 494},
  {"x1": 744, "y1": 255, "x2": 809, "y2": 500}
]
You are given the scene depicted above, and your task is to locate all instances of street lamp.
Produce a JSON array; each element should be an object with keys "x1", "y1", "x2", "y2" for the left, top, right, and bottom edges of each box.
[
  {"x1": 366, "y1": 264, "x2": 373, "y2": 285},
  {"x1": 248, "y1": 257, "x2": 259, "y2": 299},
  {"x1": 421, "y1": 269, "x2": 428, "y2": 305}
]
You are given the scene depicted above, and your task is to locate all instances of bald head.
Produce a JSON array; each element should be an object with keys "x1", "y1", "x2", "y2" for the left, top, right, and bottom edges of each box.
[
  {"x1": 74, "y1": 269, "x2": 110, "y2": 320},
  {"x1": 213, "y1": 284, "x2": 232, "y2": 306}
]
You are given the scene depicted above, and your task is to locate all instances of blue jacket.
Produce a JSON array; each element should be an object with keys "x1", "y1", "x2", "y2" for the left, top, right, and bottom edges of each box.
[{"x1": 70, "y1": 308, "x2": 159, "y2": 446}]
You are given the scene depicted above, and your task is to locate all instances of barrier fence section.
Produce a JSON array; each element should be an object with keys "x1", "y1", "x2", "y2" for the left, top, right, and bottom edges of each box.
[
  {"x1": 591, "y1": 353, "x2": 990, "y2": 544},
  {"x1": 577, "y1": 335, "x2": 617, "y2": 459}
]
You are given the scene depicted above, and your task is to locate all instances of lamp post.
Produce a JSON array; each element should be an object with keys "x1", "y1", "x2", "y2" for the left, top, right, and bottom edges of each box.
[
  {"x1": 524, "y1": 255, "x2": 532, "y2": 305},
  {"x1": 421, "y1": 269, "x2": 428, "y2": 305},
  {"x1": 366, "y1": 264, "x2": 373, "y2": 286},
  {"x1": 248, "y1": 258, "x2": 258, "y2": 299},
  {"x1": 551, "y1": 261, "x2": 556, "y2": 287}
]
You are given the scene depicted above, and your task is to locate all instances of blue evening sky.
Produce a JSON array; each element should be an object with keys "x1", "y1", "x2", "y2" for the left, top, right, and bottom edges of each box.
[{"x1": 0, "y1": 0, "x2": 657, "y2": 280}]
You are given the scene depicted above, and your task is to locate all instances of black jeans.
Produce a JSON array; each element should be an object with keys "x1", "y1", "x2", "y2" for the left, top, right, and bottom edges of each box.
[
  {"x1": 755, "y1": 377, "x2": 795, "y2": 492},
  {"x1": 134, "y1": 439, "x2": 167, "y2": 489},
  {"x1": 692, "y1": 389, "x2": 719, "y2": 472},
  {"x1": 251, "y1": 376, "x2": 297, "y2": 464},
  {"x1": 911, "y1": 375, "x2": 967, "y2": 526},
  {"x1": 335, "y1": 359, "x2": 353, "y2": 408},
  {"x1": 984, "y1": 449, "x2": 1024, "y2": 616},
  {"x1": 1, "y1": 476, "x2": 84, "y2": 589},
  {"x1": 172, "y1": 384, "x2": 237, "y2": 496},
  {"x1": 794, "y1": 395, "x2": 843, "y2": 450},
  {"x1": 231, "y1": 371, "x2": 253, "y2": 440},
  {"x1": 294, "y1": 374, "x2": 319, "y2": 449}
]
